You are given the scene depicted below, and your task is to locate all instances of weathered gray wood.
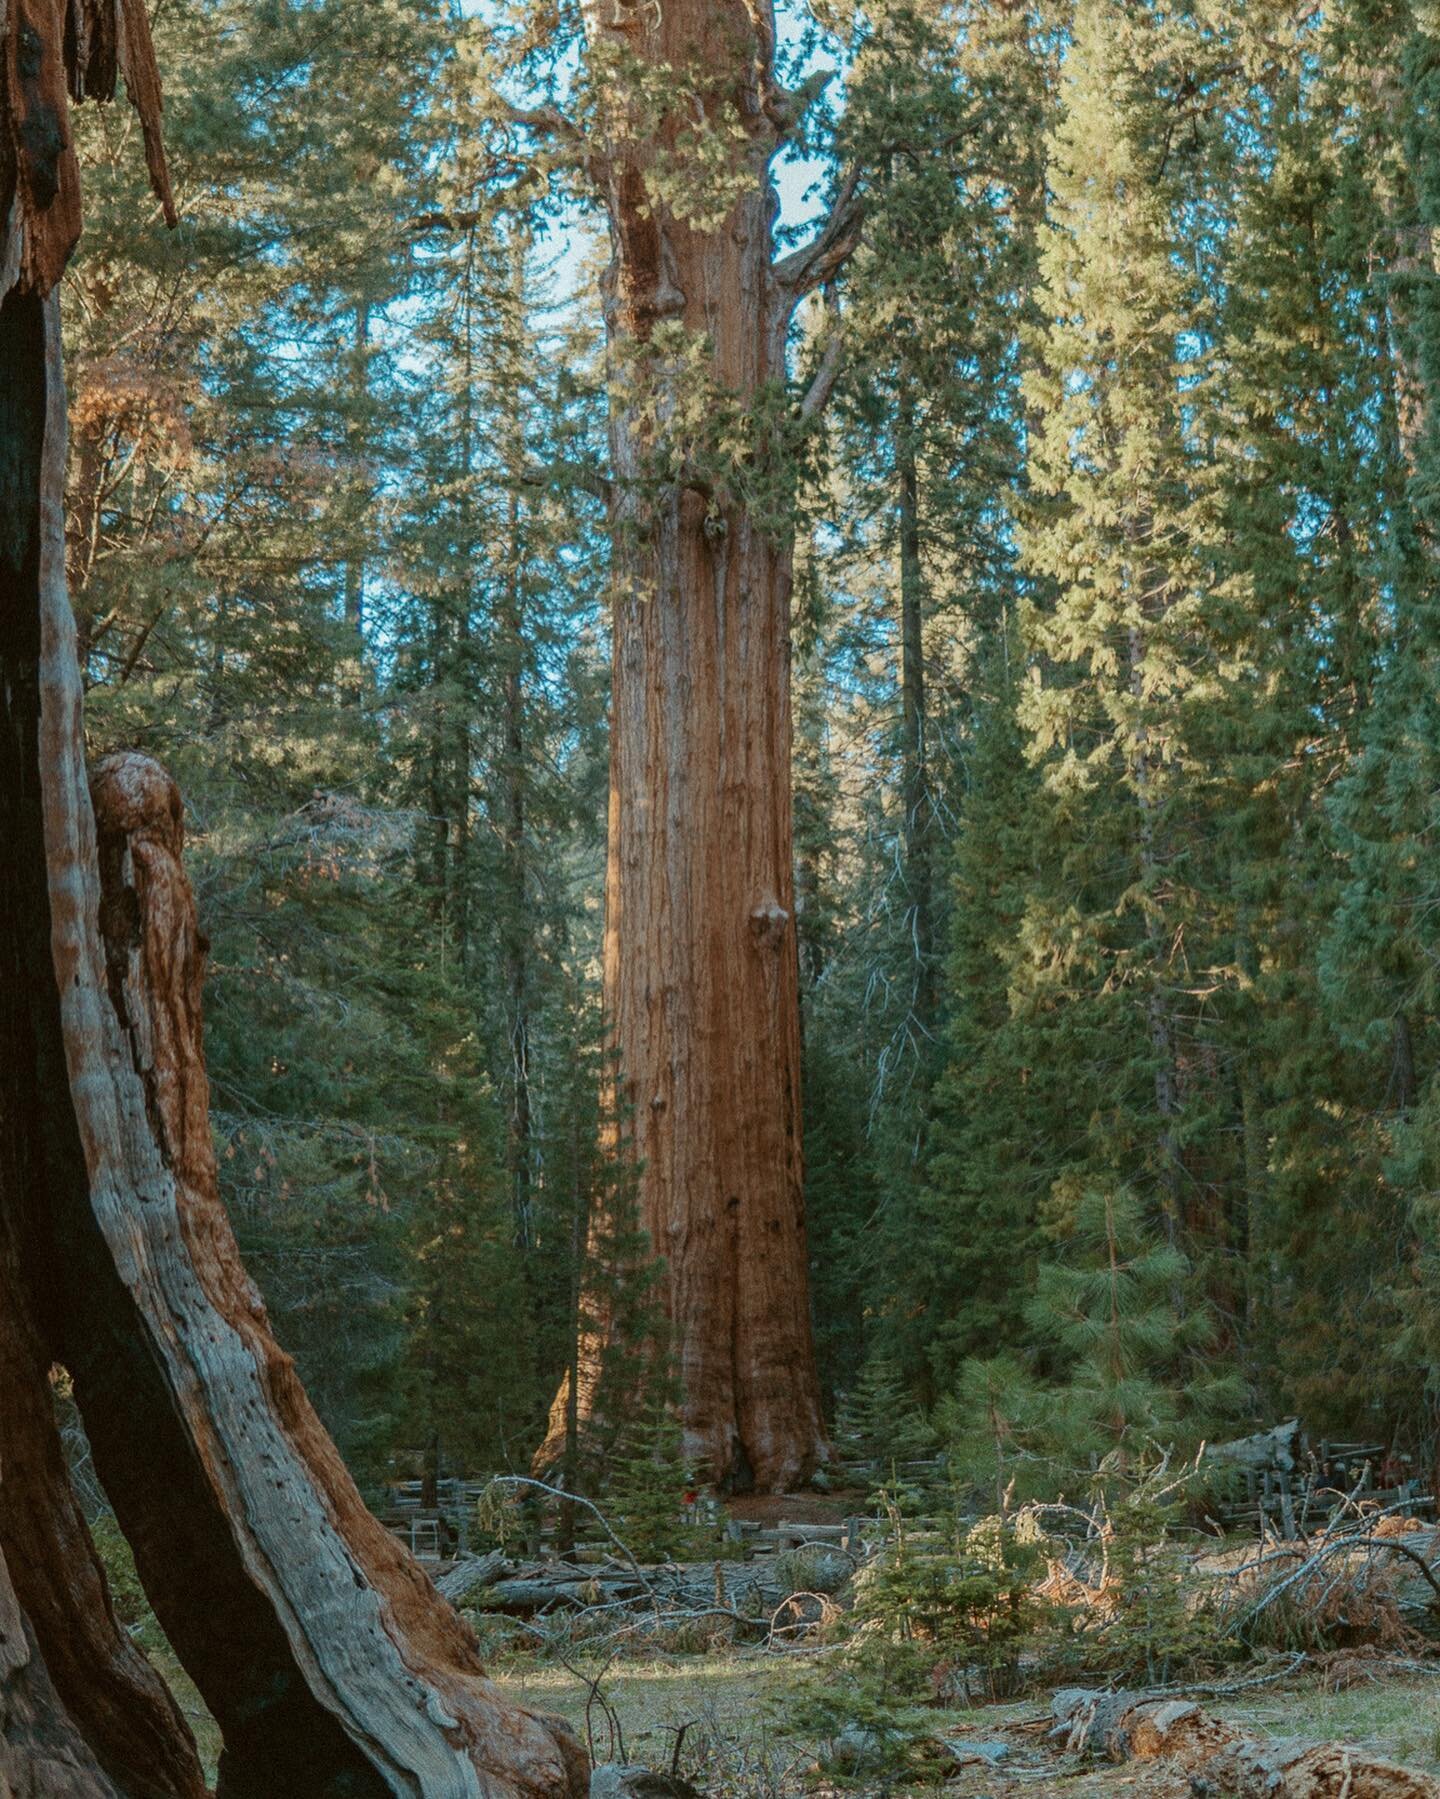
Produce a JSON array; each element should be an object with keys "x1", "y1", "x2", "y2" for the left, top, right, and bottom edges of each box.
[
  {"x1": 1278, "y1": 1472, "x2": 1296, "y2": 1540},
  {"x1": 29, "y1": 295, "x2": 585, "y2": 1798},
  {"x1": 462, "y1": 1552, "x2": 841, "y2": 1622},
  {"x1": 1207, "y1": 1421, "x2": 1301, "y2": 1475},
  {"x1": 1052, "y1": 1688, "x2": 1440, "y2": 1795},
  {"x1": 436, "y1": 1553, "x2": 509, "y2": 1606},
  {"x1": 775, "y1": 1520, "x2": 847, "y2": 1547}
]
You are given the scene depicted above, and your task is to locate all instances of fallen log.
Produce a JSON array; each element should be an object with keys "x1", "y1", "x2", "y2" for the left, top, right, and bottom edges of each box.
[
  {"x1": 434, "y1": 1551, "x2": 508, "y2": 1607},
  {"x1": 1052, "y1": 1688, "x2": 1440, "y2": 1796},
  {"x1": 1207, "y1": 1421, "x2": 1302, "y2": 1475},
  {"x1": 447, "y1": 1550, "x2": 852, "y2": 1629}
]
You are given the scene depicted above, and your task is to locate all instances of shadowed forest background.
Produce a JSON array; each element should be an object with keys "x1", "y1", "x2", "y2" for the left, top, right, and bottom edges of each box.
[{"x1": 64, "y1": 0, "x2": 1440, "y2": 1503}]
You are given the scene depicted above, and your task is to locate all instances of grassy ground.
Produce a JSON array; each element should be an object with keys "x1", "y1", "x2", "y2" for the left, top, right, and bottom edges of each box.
[
  {"x1": 148, "y1": 1631, "x2": 1440, "y2": 1793},
  {"x1": 1226, "y1": 1669, "x2": 1440, "y2": 1774},
  {"x1": 149, "y1": 1643, "x2": 224, "y2": 1782},
  {"x1": 494, "y1": 1650, "x2": 836, "y2": 1793},
  {"x1": 490, "y1": 1651, "x2": 1440, "y2": 1793}
]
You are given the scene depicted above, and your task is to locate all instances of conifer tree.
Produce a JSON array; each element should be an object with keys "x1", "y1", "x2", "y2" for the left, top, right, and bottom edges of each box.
[
  {"x1": 1209, "y1": 2, "x2": 1404, "y2": 1431},
  {"x1": 1015, "y1": 0, "x2": 1227, "y2": 1350},
  {"x1": 484, "y1": 0, "x2": 862, "y2": 1491},
  {"x1": 1026, "y1": 1189, "x2": 1233, "y2": 1471},
  {"x1": 837, "y1": 0, "x2": 1060, "y2": 1403}
]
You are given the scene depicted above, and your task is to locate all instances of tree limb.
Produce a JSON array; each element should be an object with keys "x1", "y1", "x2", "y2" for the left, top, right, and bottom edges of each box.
[
  {"x1": 797, "y1": 326, "x2": 846, "y2": 425},
  {"x1": 762, "y1": 68, "x2": 834, "y2": 143},
  {"x1": 771, "y1": 166, "x2": 864, "y2": 304},
  {"x1": 516, "y1": 459, "x2": 612, "y2": 503},
  {"x1": 500, "y1": 99, "x2": 585, "y2": 146}
]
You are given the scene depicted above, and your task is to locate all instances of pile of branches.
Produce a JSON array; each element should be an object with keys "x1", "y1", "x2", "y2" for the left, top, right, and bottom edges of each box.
[
  {"x1": 1216, "y1": 1501, "x2": 1440, "y2": 1653},
  {"x1": 1005, "y1": 1457, "x2": 1440, "y2": 1662}
]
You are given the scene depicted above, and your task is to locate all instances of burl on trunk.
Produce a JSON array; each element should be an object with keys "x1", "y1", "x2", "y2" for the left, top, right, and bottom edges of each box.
[{"x1": 1, "y1": 6, "x2": 585, "y2": 1793}]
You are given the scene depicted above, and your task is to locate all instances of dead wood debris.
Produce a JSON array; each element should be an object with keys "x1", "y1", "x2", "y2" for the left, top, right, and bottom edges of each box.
[{"x1": 1051, "y1": 1687, "x2": 1440, "y2": 1797}]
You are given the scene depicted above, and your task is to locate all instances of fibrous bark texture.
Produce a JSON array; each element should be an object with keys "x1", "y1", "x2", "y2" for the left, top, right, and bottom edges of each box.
[
  {"x1": 542, "y1": 0, "x2": 841, "y2": 1495},
  {"x1": 1, "y1": 274, "x2": 206, "y2": 1799},
  {"x1": 77, "y1": 737, "x2": 586, "y2": 1797},
  {"x1": 1, "y1": 10, "x2": 587, "y2": 1793},
  {"x1": 1, "y1": 0, "x2": 175, "y2": 298}
]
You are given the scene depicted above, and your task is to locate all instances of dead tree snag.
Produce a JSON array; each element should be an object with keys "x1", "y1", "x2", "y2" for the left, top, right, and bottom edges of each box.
[{"x1": 1, "y1": 6, "x2": 587, "y2": 1793}]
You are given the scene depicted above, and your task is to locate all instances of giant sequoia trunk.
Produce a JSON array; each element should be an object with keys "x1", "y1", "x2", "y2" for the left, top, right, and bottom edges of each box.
[
  {"x1": 542, "y1": 0, "x2": 855, "y2": 1492},
  {"x1": 1, "y1": 10, "x2": 586, "y2": 1794}
]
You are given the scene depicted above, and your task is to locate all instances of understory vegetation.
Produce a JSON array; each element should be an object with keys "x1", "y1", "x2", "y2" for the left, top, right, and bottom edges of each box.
[{"x1": 91, "y1": 1450, "x2": 1440, "y2": 1793}]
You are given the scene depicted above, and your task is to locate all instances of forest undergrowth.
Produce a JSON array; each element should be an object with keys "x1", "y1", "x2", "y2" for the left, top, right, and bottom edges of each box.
[{"x1": 93, "y1": 1454, "x2": 1440, "y2": 1794}]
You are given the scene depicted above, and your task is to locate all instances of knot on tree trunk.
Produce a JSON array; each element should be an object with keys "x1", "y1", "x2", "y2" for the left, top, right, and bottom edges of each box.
[
  {"x1": 748, "y1": 900, "x2": 789, "y2": 949},
  {"x1": 91, "y1": 752, "x2": 211, "y2": 1192}
]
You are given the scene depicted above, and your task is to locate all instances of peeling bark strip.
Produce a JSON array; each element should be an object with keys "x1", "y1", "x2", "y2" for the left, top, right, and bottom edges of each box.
[
  {"x1": 543, "y1": 0, "x2": 854, "y2": 1495},
  {"x1": 0, "y1": 0, "x2": 175, "y2": 296}
]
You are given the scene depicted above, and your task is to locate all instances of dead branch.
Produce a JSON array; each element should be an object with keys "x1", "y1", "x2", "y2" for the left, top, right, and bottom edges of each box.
[{"x1": 771, "y1": 167, "x2": 865, "y2": 305}]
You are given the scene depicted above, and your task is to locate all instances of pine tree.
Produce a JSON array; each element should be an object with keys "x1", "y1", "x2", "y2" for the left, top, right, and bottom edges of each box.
[
  {"x1": 833, "y1": 1357, "x2": 937, "y2": 1475},
  {"x1": 902, "y1": 649, "x2": 1056, "y2": 1395},
  {"x1": 1012, "y1": 0, "x2": 1236, "y2": 1411},
  {"x1": 837, "y1": 0, "x2": 1060, "y2": 1406},
  {"x1": 1207, "y1": 2, "x2": 1405, "y2": 1435},
  {"x1": 1026, "y1": 1189, "x2": 1235, "y2": 1472}
]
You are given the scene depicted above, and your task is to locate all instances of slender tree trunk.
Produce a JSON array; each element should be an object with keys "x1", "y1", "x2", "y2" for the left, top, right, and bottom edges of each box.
[
  {"x1": 343, "y1": 298, "x2": 370, "y2": 702},
  {"x1": 499, "y1": 463, "x2": 532, "y2": 1249},
  {"x1": 1394, "y1": 1011, "x2": 1418, "y2": 1112},
  {"x1": 1, "y1": 17, "x2": 586, "y2": 1790},
  {"x1": 540, "y1": 0, "x2": 840, "y2": 1492},
  {"x1": 558, "y1": 1070, "x2": 586, "y2": 1558},
  {"x1": 1128, "y1": 587, "x2": 1181, "y2": 1252},
  {"x1": 897, "y1": 392, "x2": 934, "y2": 1030}
]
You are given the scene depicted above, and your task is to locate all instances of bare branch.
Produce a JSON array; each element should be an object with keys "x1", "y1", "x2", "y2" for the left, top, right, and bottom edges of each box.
[
  {"x1": 762, "y1": 67, "x2": 834, "y2": 142},
  {"x1": 478, "y1": 1475, "x2": 654, "y2": 1591},
  {"x1": 797, "y1": 326, "x2": 845, "y2": 425},
  {"x1": 771, "y1": 166, "x2": 864, "y2": 305},
  {"x1": 516, "y1": 459, "x2": 613, "y2": 503},
  {"x1": 501, "y1": 100, "x2": 584, "y2": 145},
  {"x1": 410, "y1": 209, "x2": 487, "y2": 235}
]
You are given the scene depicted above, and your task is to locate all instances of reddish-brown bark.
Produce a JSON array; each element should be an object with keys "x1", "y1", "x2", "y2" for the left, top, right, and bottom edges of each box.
[
  {"x1": 2, "y1": 8, "x2": 587, "y2": 1792},
  {"x1": 1, "y1": 0, "x2": 175, "y2": 296},
  {"x1": 76, "y1": 748, "x2": 585, "y2": 1797},
  {"x1": 541, "y1": 0, "x2": 855, "y2": 1492},
  {"x1": 2, "y1": 12, "x2": 203, "y2": 1764}
]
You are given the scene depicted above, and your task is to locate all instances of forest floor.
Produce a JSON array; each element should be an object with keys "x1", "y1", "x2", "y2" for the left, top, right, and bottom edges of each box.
[
  {"x1": 150, "y1": 1635, "x2": 1440, "y2": 1793},
  {"x1": 490, "y1": 1653, "x2": 1440, "y2": 1794}
]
